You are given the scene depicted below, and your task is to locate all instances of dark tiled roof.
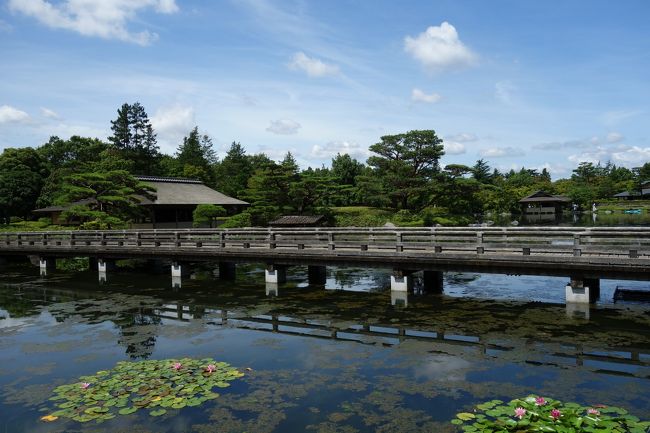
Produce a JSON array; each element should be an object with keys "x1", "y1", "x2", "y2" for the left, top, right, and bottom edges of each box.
[
  {"x1": 137, "y1": 179, "x2": 248, "y2": 206},
  {"x1": 269, "y1": 215, "x2": 326, "y2": 226},
  {"x1": 135, "y1": 176, "x2": 202, "y2": 184},
  {"x1": 614, "y1": 191, "x2": 640, "y2": 197},
  {"x1": 519, "y1": 190, "x2": 570, "y2": 203}
]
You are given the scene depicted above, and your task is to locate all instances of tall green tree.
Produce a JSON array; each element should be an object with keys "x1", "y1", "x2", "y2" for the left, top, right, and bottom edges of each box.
[
  {"x1": 214, "y1": 141, "x2": 253, "y2": 198},
  {"x1": 0, "y1": 148, "x2": 49, "y2": 222},
  {"x1": 176, "y1": 127, "x2": 217, "y2": 185},
  {"x1": 366, "y1": 130, "x2": 444, "y2": 209},
  {"x1": 109, "y1": 102, "x2": 160, "y2": 174}
]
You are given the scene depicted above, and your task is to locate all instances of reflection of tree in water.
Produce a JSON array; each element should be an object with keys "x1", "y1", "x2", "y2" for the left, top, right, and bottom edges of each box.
[
  {"x1": 114, "y1": 308, "x2": 162, "y2": 359},
  {"x1": 332, "y1": 268, "x2": 390, "y2": 292},
  {"x1": 0, "y1": 286, "x2": 41, "y2": 318}
]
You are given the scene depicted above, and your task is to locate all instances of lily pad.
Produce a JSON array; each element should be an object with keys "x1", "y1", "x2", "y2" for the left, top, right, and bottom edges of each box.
[{"x1": 42, "y1": 358, "x2": 244, "y2": 424}]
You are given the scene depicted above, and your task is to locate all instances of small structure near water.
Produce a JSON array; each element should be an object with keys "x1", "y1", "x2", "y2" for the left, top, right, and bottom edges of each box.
[
  {"x1": 269, "y1": 215, "x2": 327, "y2": 227},
  {"x1": 519, "y1": 190, "x2": 570, "y2": 218}
]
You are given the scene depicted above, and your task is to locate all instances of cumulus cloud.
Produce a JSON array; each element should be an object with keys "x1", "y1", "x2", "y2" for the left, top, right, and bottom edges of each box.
[
  {"x1": 480, "y1": 146, "x2": 525, "y2": 158},
  {"x1": 446, "y1": 133, "x2": 477, "y2": 143},
  {"x1": 266, "y1": 119, "x2": 301, "y2": 135},
  {"x1": 8, "y1": 0, "x2": 179, "y2": 45},
  {"x1": 0, "y1": 105, "x2": 30, "y2": 123},
  {"x1": 411, "y1": 88, "x2": 441, "y2": 103},
  {"x1": 443, "y1": 141, "x2": 466, "y2": 155},
  {"x1": 404, "y1": 22, "x2": 476, "y2": 72},
  {"x1": 150, "y1": 105, "x2": 195, "y2": 153},
  {"x1": 311, "y1": 141, "x2": 369, "y2": 160},
  {"x1": 40, "y1": 107, "x2": 60, "y2": 119},
  {"x1": 568, "y1": 144, "x2": 650, "y2": 167},
  {"x1": 289, "y1": 52, "x2": 340, "y2": 77}
]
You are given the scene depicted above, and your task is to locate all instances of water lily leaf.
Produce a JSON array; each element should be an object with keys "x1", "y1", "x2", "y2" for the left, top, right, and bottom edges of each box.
[
  {"x1": 150, "y1": 409, "x2": 167, "y2": 417},
  {"x1": 118, "y1": 407, "x2": 138, "y2": 415},
  {"x1": 40, "y1": 415, "x2": 58, "y2": 422},
  {"x1": 457, "y1": 413, "x2": 475, "y2": 421}
]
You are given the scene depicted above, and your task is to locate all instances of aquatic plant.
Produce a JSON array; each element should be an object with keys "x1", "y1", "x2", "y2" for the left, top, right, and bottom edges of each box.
[
  {"x1": 42, "y1": 358, "x2": 244, "y2": 423},
  {"x1": 452, "y1": 396, "x2": 650, "y2": 432}
]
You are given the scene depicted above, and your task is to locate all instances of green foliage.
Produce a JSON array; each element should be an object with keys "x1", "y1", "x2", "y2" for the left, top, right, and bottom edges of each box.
[
  {"x1": 192, "y1": 204, "x2": 226, "y2": 227},
  {"x1": 59, "y1": 170, "x2": 155, "y2": 227},
  {"x1": 214, "y1": 142, "x2": 253, "y2": 198},
  {"x1": 220, "y1": 211, "x2": 253, "y2": 228},
  {"x1": 0, "y1": 147, "x2": 50, "y2": 222},
  {"x1": 57, "y1": 257, "x2": 89, "y2": 272},
  {"x1": 176, "y1": 127, "x2": 217, "y2": 186},
  {"x1": 43, "y1": 358, "x2": 244, "y2": 424},
  {"x1": 109, "y1": 102, "x2": 160, "y2": 174},
  {"x1": 331, "y1": 207, "x2": 393, "y2": 227},
  {"x1": 366, "y1": 129, "x2": 445, "y2": 210},
  {"x1": 452, "y1": 395, "x2": 649, "y2": 432}
]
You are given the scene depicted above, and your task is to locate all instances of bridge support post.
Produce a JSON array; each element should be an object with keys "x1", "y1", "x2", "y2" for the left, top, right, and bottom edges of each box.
[
  {"x1": 218, "y1": 262, "x2": 236, "y2": 280},
  {"x1": 390, "y1": 269, "x2": 413, "y2": 292},
  {"x1": 565, "y1": 277, "x2": 599, "y2": 304},
  {"x1": 266, "y1": 282, "x2": 279, "y2": 297},
  {"x1": 391, "y1": 290, "x2": 408, "y2": 307},
  {"x1": 171, "y1": 261, "x2": 189, "y2": 278},
  {"x1": 308, "y1": 265, "x2": 327, "y2": 285},
  {"x1": 39, "y1": 257, "x2": 55, "y2": 276},
  {"x1": 265, "y1": 264, "x2": 287, "y2": 284},
  {"x1": 97, "y1": 259, "x2": 115, "y2": 272},
  {"x1": 422, "y1": 271, "x2": 444, "y2": 294}
]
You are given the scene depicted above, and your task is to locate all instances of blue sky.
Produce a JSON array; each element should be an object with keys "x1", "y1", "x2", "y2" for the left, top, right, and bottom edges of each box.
[{"x1": 1, "y1": 0, "x2": 648, "y2": 178}]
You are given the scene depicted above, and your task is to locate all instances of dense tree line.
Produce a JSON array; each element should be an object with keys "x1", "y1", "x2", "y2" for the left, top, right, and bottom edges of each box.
[{"x1": 1, "y1": 102, "x2": 649, "y2": 227}]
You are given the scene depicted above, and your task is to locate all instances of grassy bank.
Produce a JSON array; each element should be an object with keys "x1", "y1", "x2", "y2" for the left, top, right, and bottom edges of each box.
[{"x1": 331, "y1": 206, "x2": 469, "y2": 227}]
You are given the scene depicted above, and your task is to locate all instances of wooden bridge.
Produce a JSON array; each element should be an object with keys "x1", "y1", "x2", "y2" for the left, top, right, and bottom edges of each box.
[{"x1": 2, "y1": 226, "x2": 650, "y2": 303}]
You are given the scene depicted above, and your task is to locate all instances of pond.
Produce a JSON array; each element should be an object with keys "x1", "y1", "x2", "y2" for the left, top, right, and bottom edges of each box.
[{"x1": 1, "y1": 261, "x2": 649, "y2": 432}]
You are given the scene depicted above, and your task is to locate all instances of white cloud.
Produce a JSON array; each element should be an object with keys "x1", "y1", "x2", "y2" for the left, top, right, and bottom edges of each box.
[
  {"x1": 311, "y1": 141, "x2": 369, "y2": 160},
  {"x1": 411, "y1": 88, "x2": 441, "y2": 103},
  {"x1": 606, "y1": 132, "x2": 624, "y2": 143},
  {"x1": 404, "y1": 22, "x2": 476, "y2": 72},
  {"x1": 480, "y1": 146, "x2": 525, "y2": 158},
  {"x1": 40, "y1": 107, "x2": 60, "y2": 119},
  {"x1": 150, "y1": 105, "x2": 195, "y2": 153},
  {"x1": 443, "y1": 141, "x2": 466, "y2": 155},
  {"x1": 0, "y1": 105, "x2": 30, "y2": 123},
  {"x1": 8, "y1": 0, "x2": 179, "y2": 45},
  {"x1": 266, "y1": 119, "x2": 301, "y2": 135},
  {"x1": 567, "y1": 146, "x2": 609, "y2": 165},
  {"x1": 446, "y1": 133, "x2": 477, "y2": 143},
  {"x1": 611, "y1": 146, "x2": 650, "y2": 165},
  {"x1": 289, "y1": 52, "x2": 340, "y2": 77},
  {"x1": 601, "y1": 109, "x2": 643, "y2": 127},
  {"x1": 495, "y1": 80, "x2": 515, "y2": 104}
]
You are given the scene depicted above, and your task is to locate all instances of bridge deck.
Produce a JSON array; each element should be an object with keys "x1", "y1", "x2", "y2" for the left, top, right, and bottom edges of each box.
[{"x1": 2, "y1": 227, "x2": 650, "y2": 279}]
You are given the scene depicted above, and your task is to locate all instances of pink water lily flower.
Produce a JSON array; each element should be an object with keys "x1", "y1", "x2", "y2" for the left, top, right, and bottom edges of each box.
[
  {"x1": 205, "y1": 364, "x2": 216, "y2": 373},
  {"x1": 535, "y1": 397, "x2": 547, "y2": 406},
  {"x1": 171, "y1": 362, "x2": 182, "y2": 371},
  {"x1": 587, "y1": 408, "x2": 600, "y2": 416},
  {"x1": 514, "y1": 407, "x2": 527, "y2": 419},
  {"x1": 80, "y1": 382, "x2": 91, "y2": 389},
  {"x1": 550, "y1": 409, "x2": 561, "y2": 420}
]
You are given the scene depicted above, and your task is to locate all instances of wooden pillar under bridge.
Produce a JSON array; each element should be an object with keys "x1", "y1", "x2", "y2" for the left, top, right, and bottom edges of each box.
[
  {"x1": 218, "y1": 262, "x2": 236, "y2": 280},
  {"x1": 307, "y1": 265, "x2": 327, "y2": 285},
  {"x1": 422, "y1": 271, "x2": 444, "y2": 294}
]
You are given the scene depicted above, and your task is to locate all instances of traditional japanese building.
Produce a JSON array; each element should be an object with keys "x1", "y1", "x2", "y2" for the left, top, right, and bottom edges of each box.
[{"x1": 518, "y1": 190, "x2": 571, "y2": 216}]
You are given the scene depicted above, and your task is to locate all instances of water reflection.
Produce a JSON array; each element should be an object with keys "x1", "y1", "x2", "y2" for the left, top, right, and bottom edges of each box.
[{"x1": 1, "y1": 265, "x2": 649, "y2": 432}]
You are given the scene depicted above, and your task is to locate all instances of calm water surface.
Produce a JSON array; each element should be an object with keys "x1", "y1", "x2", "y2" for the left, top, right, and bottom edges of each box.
[{"x1": 1, "y1": 261, "x2": 649, "y2": 432}]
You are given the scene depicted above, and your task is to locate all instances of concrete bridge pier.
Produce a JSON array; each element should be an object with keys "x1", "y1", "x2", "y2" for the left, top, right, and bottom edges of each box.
[
  {"x1": 265, "y1": 264, "x2": 287, "y2": 284},
  {"x1": 172, "y1": 276, "x2": 182, "y2": 289},
  {"x1": 422, "y1": 271, "x2": 444, "y2": 294},
  {"x1": 565, "y1": 277, "x2": 600, "y2": 304},
  {"x1": 308, "y1": 265, "x2": 327, "y2": 285},
  {"x1": 218, "y1": 262, "x2": 236, "y2": 280},
  {"x1": 391, "y1": 290, "x2": 408, "y2": 307},
  {"x1": 266, "y1": 282, "x2": 279, "y2": 297},
  {"x1": 39, "y1": 257, "x2": 55, "y2": 276},
  {"x1": 171, "y1": 261, "x2": 190, "y2": 278},
  {"x1": 391, "y1": 269, "x2": 414, "y2": 292}
]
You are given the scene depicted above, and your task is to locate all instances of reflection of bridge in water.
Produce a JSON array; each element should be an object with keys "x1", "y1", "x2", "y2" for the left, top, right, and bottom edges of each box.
[{"x1": 155, "y1": 303, "x2": 650, "y2": 381}]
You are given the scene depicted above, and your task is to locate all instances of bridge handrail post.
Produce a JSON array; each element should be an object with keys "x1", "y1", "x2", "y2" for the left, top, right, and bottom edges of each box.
[
  {"x1": 175, "y1": 231, "x2": 181, "y2": 247},
  {"x1": 220, "y1": 232, "x2": 226, "y2": 248},
  {"x1": 269, "y1": 231, "x2": 276, "y2": 249},
  {"x1": 573, "y1": 233, "x2": 581, "y2": 257},
  {"x1": 477, "y1": 232, "x2": 484, "y2": 254},
  {"x1": 42, "y1": 233, "x2": 48, "y2": 246},
  {"x1": 70, "y1": 232, "x2": 75, "y2": 246},
  {"x1": 328, "y1": 232, "x2": 335, "y2": 250},
  {"x1": 396, "y1": 231, "x2": 403, "y2": 252}
]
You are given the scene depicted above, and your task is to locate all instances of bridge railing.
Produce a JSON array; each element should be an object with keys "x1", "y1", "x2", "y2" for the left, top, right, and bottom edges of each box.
[{"x1": 2, "y1": 227, "x2": 650, "y2": 258}]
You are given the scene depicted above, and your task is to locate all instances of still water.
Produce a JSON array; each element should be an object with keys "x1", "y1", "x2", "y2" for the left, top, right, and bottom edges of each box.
[{"x1": 1, "y1": 261, "x2": 649, "y2": 432}]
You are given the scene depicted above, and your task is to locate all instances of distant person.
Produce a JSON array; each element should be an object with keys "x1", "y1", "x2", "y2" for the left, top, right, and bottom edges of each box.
[{"x1": 592, "y1": 202, "x2": 597, "y2": 213}]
